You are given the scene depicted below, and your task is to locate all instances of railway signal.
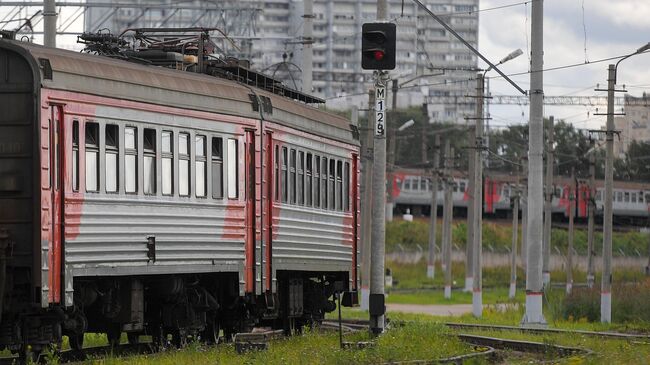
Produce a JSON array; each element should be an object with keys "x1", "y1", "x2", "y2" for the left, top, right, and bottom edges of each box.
[{"x1": 361, "y1": 22, "x2": 396, "y2": 70}]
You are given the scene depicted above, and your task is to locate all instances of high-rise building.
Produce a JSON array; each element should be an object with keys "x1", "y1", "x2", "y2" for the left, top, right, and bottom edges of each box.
[
  {"x1": 614, "y1": 94, "x2": 650, "y2": 157},
  {"x1": 84, "y1": 0, "x2": 479, "y2": 123}
]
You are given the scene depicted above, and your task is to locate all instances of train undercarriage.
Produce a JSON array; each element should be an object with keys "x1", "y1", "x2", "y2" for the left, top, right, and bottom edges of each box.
[{"x1": 0, "y1": 270, "x2": 349, "y2": 360}]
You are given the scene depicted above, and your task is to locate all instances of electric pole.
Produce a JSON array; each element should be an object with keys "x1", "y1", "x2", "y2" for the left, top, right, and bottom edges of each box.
[
  {"x1": 359, "y1": 98, "x2": 374, "y2": 311},
  {"x1": 522, "y1": 0, "x2": 546, "y2": 327},
  {"x1": 465, "y1": 125, "x2": 476, "y2": 292},
  {"x1": 566, "y1": 167, "x2": 575, "y2": 295},
  {"x1": 601, "y1": 64, "x2": 615, "y2": 324},
  {"x1": 44, "y1": 0, "x2": 57, "y2": 47},
  {"x1": 510, "y1": 185, "x2": 519, "y2": 300},
  {"x1": 521, "y1": 158, "x2": 528, "y2": 271},
  {"x1": 543, "y1": 116, "x2": 554, "y2": 287},
  {"x1": 427, "y1": 135, "x2": 440, "y2": 279},
  {"x1": 587, "y1": 139, "x2": 596, "y2": 288},
  {"x1": 301, "y1": 0, "x2": 313, "y2": 93},
  {"x1": 369, "y1": 0, "x2": 389, "y2": 335},
  {"x1": 472, "y1": 74, "x2": 485, "y2": 318},
  {"x1": 443, "y1": 142, "x2": 454, "y2": 299}
]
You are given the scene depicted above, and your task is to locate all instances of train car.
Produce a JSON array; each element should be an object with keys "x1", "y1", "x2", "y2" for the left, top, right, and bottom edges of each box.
[
  {"x1": 391, "y1": 168, "x2": 650, "y2": 224},
  {"x1": 0, "y1": 36, "x2": 359, "y2": 358}
]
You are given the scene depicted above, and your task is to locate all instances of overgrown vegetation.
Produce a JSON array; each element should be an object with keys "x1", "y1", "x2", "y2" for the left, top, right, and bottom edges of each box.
[
  {"x1": 93, "y1": 323, "x2": 473, "y2": 365},
  {"x1": 386, "y1": 219, "x2": 650, "y2": 256}
]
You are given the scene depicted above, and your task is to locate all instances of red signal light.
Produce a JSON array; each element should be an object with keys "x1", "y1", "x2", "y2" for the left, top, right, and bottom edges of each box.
[{"x1": 374, "y1": 50, "x2": 385, "y2": 61}]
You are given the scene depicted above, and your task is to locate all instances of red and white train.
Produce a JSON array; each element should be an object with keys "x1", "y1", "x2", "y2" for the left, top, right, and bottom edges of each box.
[
  {"x1": 392, "y1": 168, "x2": 650, "y2": 223},
  {"x1": 0, "y1": 35, "x2": 358, "y2": 358}
]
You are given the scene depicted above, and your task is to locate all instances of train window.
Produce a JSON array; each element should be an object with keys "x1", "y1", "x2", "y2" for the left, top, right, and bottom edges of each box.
[
  {"x1": 460, "y1": 182, "x2": 466, "y2": 193},
  {"x1": 336, "y1": 160, "x2": 343, "y2": 211},
  {"x1": 404, "y1": 178, "x2": 411, "y2": 190},
  {"x1": 453, "y1": 183, "x2": 458, "y2": 192},
  {"x1": 274, "y1": 146, "x2": 279, "y2": 201},
  {"x1": 640, "y1": 193, "x2": 645, "y2": 203},
  {"x1": 227, "y1": 139, "x2": 239, "y2": 199},
  {"x1": 646, "y1": 194, "x2": 650, "y2": 203},
  {"x1": 162, "y1": 131, "x2": 173, "y2": 195},
  {"x1": 314, "y1": 156, "x2": 321, "y2": 208},
  {"x1": 290, "y1": 149, "x2": 296, "y2": 204},
  {"x1": 321, "y1": 157, "x2": 328, "y2": 208},
  {"x1": 125, "y1": 127, "x2": 137, "y2": 193},
  {"x1": 596, "y1": 190, "x2": 602, "y2": 201},
  {"x1": 306, "y1": 153, "x2": 313, "y2": 206},
  {"x1": 195, "y1": 135, "x2": 207, "y2": 198},
  {"x1": 329, "y1": 159, "x2": 335, "y2": 210},
  {"x1": 143, "y1": 129, "x2": 156, "y2": 195},
  {"x1": 297, "y1": 151, "x2": 304, "y2": 205},
  {"x1": 72, "y1": 121, "x2": 79, "y2": 192},
  {"x1": 212, "y1": 137, "x2": 223, "y2": 199},
  {"x1": 105, "y1": 124, "x2": 119, "y2": 193},
  {"x1": 632, "y1": 193, "x2": 637, "y2": 203},
  {"x1": 281, "y1": 147, "x2": 288, "y2": 203},
  {"x1": 624, "y1": 192, "x2": 630, "y2": 203},
  {"x1": 344, "y1": 162, "x2": 350, "y2": 212},
  {"x1": 179, "y1": 133, "x2": 190, "y2": 196},
  {"x1": 85, "y1": 122, "x2": 99, "y2": 192}
]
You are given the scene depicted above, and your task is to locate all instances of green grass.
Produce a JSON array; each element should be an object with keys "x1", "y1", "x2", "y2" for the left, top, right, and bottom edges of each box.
[{"x1": 88, "y1": 322, "x2": 475, "y2": 365}]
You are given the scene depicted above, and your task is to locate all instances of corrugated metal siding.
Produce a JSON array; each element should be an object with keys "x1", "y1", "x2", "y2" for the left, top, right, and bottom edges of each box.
[
  {"x1": 65, "y1": 196, "x2": 245, "y2": 273},
  {"x1": 273, "y1": 206, "x2": 352, "y2": 269}
]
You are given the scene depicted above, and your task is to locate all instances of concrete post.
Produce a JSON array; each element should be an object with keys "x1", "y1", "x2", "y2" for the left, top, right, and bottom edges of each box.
[
  {"x1": 472, "y1": 74, "x2": 484, "y2": 318},
  {"x1": 587, "y1": 140, "x2": 596, "y2": 287},
  {"x1": 601, "y1": 64, "x2": 615, "y2": 323},
  {"x1": 566, "y1": 167, "x2": 575, "y2": 295},
  {"x1": 521, "y1": 158, "x2": 528, "y2": 271},
  {"x1": 543, "y1": 116, "x2": 554, "y2": 287},
  {"x1": 443, "y1": 143, "x2": 454, "y2": 299},
  {"x1": 44, "y1": 0, "x2": 57, "y2": 48},
  {"x1": 302, "y1": 0, "x2": 313, "y2": 93},
  {"x1": 522, "y1": 0, "x2": 547, "y2": 327},
  {"x1": 427, "y1": 136, "x2": 440, "y2": 278},
  {"x1": 465, "y1": 126, "x2": 476, "y2": 292},
  {"x1": 510, "y1": 186, "x2": 519, "y2": 299}
]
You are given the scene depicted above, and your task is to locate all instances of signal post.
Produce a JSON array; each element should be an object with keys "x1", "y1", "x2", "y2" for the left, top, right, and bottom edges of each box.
[{"x1": 362, "y1": 19, "x2": 396, "y2": 335}]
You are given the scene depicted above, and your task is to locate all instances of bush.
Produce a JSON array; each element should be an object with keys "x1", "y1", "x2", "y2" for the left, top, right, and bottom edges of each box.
[{"x1": 561, "y1": 279, "x2": 650, "y2": 323}]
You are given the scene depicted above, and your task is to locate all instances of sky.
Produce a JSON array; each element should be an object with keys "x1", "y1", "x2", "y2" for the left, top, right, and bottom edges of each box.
[
  {"x1": 2, "y1": 0, "x2": 650, "y2": 132},
  {"x1": 477, "y1": 0, "x2": 650, "y2": 131}
]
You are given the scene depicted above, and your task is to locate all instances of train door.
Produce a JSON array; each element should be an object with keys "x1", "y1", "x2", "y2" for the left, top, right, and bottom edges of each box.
[
  {"x1": 244, "y1": 130, "x2": 256, "y2": 294},
  {"x1": 49, "y1": 105, "x2": 64, "y2": 304}
]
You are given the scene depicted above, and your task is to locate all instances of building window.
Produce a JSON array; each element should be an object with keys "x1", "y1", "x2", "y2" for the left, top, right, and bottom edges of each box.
[
  {"x1": 85, "y1": 122, "x2": 99, "y2": 192},
  {"x1": 306, "y1": 153, "x2": 313, "y2": 207},
  {"x1": 314, "y1": 155, "x2": 321, "y2": 208},
  {"x1": 72, "y1": 121, "x2": 79, "y2": 192},
  {"x1": 105, "y1": 124, "x2": 118, "y2": 193},
  {"x1": 227, "y1": 138, "x2": 238, "y2": 199},
  {"x1": 212, "y1": 137, "x2": 223, "y2": 199},
  {"x1": 179, "y1": 133, "x2": 190, "y2": 197},
  {"x1": 344, "y1": 162, "x2": 350, "y2": 212},
  {"x1": 297, "y1": 151, "x2": 304, "y2": 205},
  {"x1": 143, "y1": 129, "x2": 156, "y2": 195},
  {"x1": 281, "y1": 147, "x2": 288, "y2": 203},
  {"x1": 196, "y1": 135, "x2": 206, "y2": 197},
  {"x1": 290, "y1": 149, "x2": 296, "y2": 204},
  {"x1": 162, "y1": 131, "x2": 173, "y2": 195}
]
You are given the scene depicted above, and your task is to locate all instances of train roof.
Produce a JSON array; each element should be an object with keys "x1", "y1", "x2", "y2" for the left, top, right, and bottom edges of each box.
[{"x1": 0, "y1": 39, "x2": 357, "y2": 145}]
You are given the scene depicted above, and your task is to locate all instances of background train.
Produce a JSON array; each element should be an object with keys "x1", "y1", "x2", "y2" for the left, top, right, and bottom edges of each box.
[
  {"x1": 392, "y1": 168, "x2": 650, "y2": 224},
  {"x1": 0, "y1": 30, "x2": 358, "y2": 359}
]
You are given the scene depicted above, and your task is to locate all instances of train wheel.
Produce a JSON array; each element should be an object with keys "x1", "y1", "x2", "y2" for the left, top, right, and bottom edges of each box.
[
  {"x1": 106, "y1": 325, "x2": 121, "y2": 347},
  {"x1": 69, "y1": 334, "x2": 84, "y2": 351},
  {"x1": 127, "y1": 332, "x2": 140, "y2": 345},
  {"x1": 171, "y1": 329, "x2": 188, "y2": 348},
  {"x1": 201, "y1": 316, "x2": 220, "y2": 345}
]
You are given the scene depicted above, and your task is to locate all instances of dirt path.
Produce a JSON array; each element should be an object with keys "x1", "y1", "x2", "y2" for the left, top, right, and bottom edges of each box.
[{"x1": 387, "y1": 303, "x2": 515, "y2": 317}]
